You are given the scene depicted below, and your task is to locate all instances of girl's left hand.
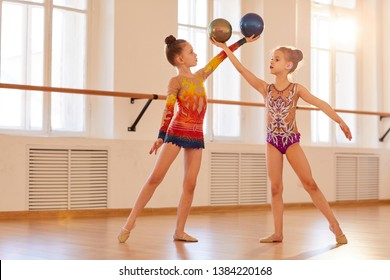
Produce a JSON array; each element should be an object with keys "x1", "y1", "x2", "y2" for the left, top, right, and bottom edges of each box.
[
  {"x1": 209, "y1": 34, "x2": 260, "y2": 48},
  {"x1": 245, "y1": 34, "x2": 260, "y2": 43},
  {"x1": 339, "y1": 121, "x2": 352, "y2": 141},
  {"x1": 149, "y1": 138, "x2": 164, "y2": 154}
]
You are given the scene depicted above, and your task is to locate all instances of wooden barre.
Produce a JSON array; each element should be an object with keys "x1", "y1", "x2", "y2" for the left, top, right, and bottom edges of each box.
[
  {"x1": 1, "y1": 82, "x2": 390, "y2": 117},
  {"x1": 0, "y1": 82, "x2": 165, "y2": 100}
]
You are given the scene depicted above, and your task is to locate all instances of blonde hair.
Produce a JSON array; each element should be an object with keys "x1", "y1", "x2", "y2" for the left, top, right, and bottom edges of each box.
[{"x1": 274, "y1": 46, "x2": 303, "y2": 73}]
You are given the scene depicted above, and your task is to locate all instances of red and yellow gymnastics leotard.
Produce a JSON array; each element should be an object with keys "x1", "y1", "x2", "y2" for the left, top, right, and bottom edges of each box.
[{"x1": 158, "y1": 38, "x2": 247, "y2": 148}]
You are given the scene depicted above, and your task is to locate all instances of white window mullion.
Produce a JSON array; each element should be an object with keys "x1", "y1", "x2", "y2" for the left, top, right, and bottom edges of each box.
[
  {"x1": 206, "y1": 0, "x2": 214, "y2": 141},
  {"x1": 26, "y1": 5, "x2": 32, "y2": 85},
  {"x1": 25, "y1": 5, "x2": 34, "y2": 130},
  {"x1": 43, "y1": 0, "x2": 53, "y2": 135},
  {"x1": 21, "y1": 5, "x2": 29, "y2": 130}
]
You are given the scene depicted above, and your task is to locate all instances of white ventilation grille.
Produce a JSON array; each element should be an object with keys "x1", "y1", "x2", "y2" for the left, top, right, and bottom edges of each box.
[
  {"x1": 28, "y1": 148, "x2": 108, "y2": 210},
  {"x1": 210, "y1": 152, "x2": 267, "y2": 205},
  {"x1": 335, "y1": 154, "x2": 379, "y2": 201}
]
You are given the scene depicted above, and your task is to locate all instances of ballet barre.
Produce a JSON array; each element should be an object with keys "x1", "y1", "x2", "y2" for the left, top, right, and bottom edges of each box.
[{"x1": 1, "y1": 82, "x2": 390, "y2": 140}]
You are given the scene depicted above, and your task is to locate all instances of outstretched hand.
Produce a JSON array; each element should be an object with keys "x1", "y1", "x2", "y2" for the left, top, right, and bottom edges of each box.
[
  {"x1": 245, "y1": 34, "x2": 260, "y2": 43},
  {"x1": 339, "y1": 121, "x2": 352, "y2": 141},
  {"x1": 209, "y1": 37, "x2": 227, "y2": 48},
  {"x1": 209, "y1": 34, "x2": 260, "y2": 48}
]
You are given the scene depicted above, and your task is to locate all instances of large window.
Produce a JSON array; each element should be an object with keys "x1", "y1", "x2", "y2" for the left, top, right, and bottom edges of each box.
[
  {"x1": 0, "y1": 0, "x2": 88, "y2": 135},
  {"x1": 178, "y1": 0, "x2": 242, "y2": 140},
  {"x1": 311, "y1": 0, "x2": 357, "y2": 144}
]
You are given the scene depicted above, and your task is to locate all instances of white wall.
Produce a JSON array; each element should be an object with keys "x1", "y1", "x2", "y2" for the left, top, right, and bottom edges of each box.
[
  {"x1": 0, "y1": 0, "x2": 389, "y2": 212},
  {"x1": 88, "y1": 0, "x2": 115, "y2": 139},
  {"x1": 381, "y1": 0, "x2": 390, "y2": 111},
  {"x1": 1, "y1": 134, "x2": 389, "y2": 212}
]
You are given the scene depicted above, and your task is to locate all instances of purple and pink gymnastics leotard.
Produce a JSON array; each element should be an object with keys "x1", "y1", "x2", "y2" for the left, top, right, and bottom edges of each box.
[
  {"x1": 266, "y1": 83, "x2": 301, "y2": 154},
  {"x1": 158, "y1": 38, "x2": 246, "y2": 149}
]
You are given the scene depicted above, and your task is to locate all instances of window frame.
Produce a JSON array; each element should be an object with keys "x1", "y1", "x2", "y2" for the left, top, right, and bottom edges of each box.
[
  {"x1": 0, "y1": 0, "x2": 90, "y2": 137},
  {"x1": 310, "y1": 0, "x2": 358, "y2": 146},
  {"x1": 178, "y1": 0, "x2": 244, "y2": 142}
]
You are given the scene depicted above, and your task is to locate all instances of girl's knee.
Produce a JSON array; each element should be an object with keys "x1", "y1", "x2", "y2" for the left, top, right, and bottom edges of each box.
[
  {"x1": 147, "y1": 174, "x2": 164, "y2": 187},
  {"x1": 270, "y1": 183, "x2": 283, "y2": 196},
  {"x1": 302, "y1": 179, "x2": 319, "y2": 193},
  {"x1": 183, "y1": 180, "x2": 197, "y2": 194}
]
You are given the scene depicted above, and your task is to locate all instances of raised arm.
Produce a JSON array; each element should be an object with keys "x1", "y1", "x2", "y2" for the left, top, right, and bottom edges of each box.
[
  {"x1": 298, "y1": 84, "x2": 352, "y2": 140},
  {"x1": 199, "y1": 38, "x2": 248, "y2": 80},
  {"x1": 210, "y1": 36, "x2": 267, "y2": 99}
]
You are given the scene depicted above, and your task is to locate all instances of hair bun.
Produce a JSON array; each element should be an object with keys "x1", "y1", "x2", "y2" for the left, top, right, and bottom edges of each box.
[
  {"x1": 165, "y1": 35, "x2": 176, "y2": 46},
  {"x1": 293, "y1": 49, "x2": 304, "y2": 62}
]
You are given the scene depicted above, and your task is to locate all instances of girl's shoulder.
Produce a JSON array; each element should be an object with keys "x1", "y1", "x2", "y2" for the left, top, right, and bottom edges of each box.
[
  {"x1": 293, "y1": 83, "x2": 307, "y2": 93},
  {"x1": 170, "y1": 75, "x2": 181, "y2": 81},
  {"x1": 265, "y1": 82, "x2": 275, "y2": 91},
  {"x1": 167, "y1": 76, "x2": 182, "y2": 93},
  {"x1": 292, "y1": 83, "x2": 312, "y2": 99},
  {"x1": 169, "y1": 74, "x2": 196, "y2": 84},
  {"x1": 193, "y1": 69, "x2": 206, "y2": 80},
  {"x1": 175, "y1": 73, "x2": 199, "y2": 80},
  {"x1": 293, "y1": 82, "x2": 302, "y2": 88}
]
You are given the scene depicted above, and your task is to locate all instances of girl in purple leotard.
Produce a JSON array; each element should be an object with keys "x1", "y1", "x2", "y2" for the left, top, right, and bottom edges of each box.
[{"x1": 211, "y1": 37, "x2": 352, "y2": 245}]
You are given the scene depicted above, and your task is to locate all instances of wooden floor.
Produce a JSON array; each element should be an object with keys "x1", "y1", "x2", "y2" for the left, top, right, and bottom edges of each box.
[{"x1": 1, "y1": 202, "x2": 390, "y2": 260}]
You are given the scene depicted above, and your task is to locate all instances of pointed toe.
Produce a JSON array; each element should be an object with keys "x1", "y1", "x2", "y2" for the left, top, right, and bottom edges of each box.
[{"x1": 173, "y1": 233, "x2": 198, "y2": 242}]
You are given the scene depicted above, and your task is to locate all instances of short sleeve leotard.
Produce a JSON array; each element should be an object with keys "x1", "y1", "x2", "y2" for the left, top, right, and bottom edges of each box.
[
  {"x1": 158, "y1": 38, "x2": 247, "y2": 149},
  {"x1": 265, "y1": 83, "x2": 301, "y2": 154}
]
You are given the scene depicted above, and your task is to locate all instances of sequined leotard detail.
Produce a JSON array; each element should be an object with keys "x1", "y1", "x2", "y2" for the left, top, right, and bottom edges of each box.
[
  {"x1": 266, "y1": 83, "x2": 300, "y2": 154},
  {"x1": 158, "y1": 38, "x2": 246, "y2": 148}
]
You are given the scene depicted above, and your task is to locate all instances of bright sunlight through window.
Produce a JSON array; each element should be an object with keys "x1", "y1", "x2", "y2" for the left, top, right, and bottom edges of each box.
[{"x1": 0, "y1": 0, "x2": 88, "y2": 135}]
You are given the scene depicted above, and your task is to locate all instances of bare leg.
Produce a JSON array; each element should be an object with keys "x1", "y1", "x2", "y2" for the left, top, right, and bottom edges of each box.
[
  {"x1": 122, "y1": 143, "x2": 181, "y2": 232},
  {"x1": 174, "y1": 148, "x2": 202, "y2": 242},
  {"x1": 261, "y1": 143, "x2": 284, "y2": 242},
  {"x1": 286, "y1": 143, "x2": 346, "y2": 241}
]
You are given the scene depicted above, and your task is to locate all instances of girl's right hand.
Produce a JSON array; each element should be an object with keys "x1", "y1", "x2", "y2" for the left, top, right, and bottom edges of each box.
[
  {"x1": 210, "y1": 35, "x2": 260, "y2": 48},
  {"x1": 149, "y1": 138, "x2": 164, "y2": 154},
  {"x1": 209, "y1": 37, "x2": 227, "y2": 48}
]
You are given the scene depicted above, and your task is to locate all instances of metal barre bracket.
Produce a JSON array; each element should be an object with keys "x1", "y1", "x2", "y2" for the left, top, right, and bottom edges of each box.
[
  {"x1": 128, "y1": 94, "x2": 159, "y2": 132},
  {"x1": 379, "y1": 116, "x2": 390, "y2": 142}
]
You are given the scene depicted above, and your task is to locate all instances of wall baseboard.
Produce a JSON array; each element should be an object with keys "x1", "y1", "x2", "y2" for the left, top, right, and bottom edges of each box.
[{"x1": 1, "y1": 200, "x2": 389, "y2": 220}]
